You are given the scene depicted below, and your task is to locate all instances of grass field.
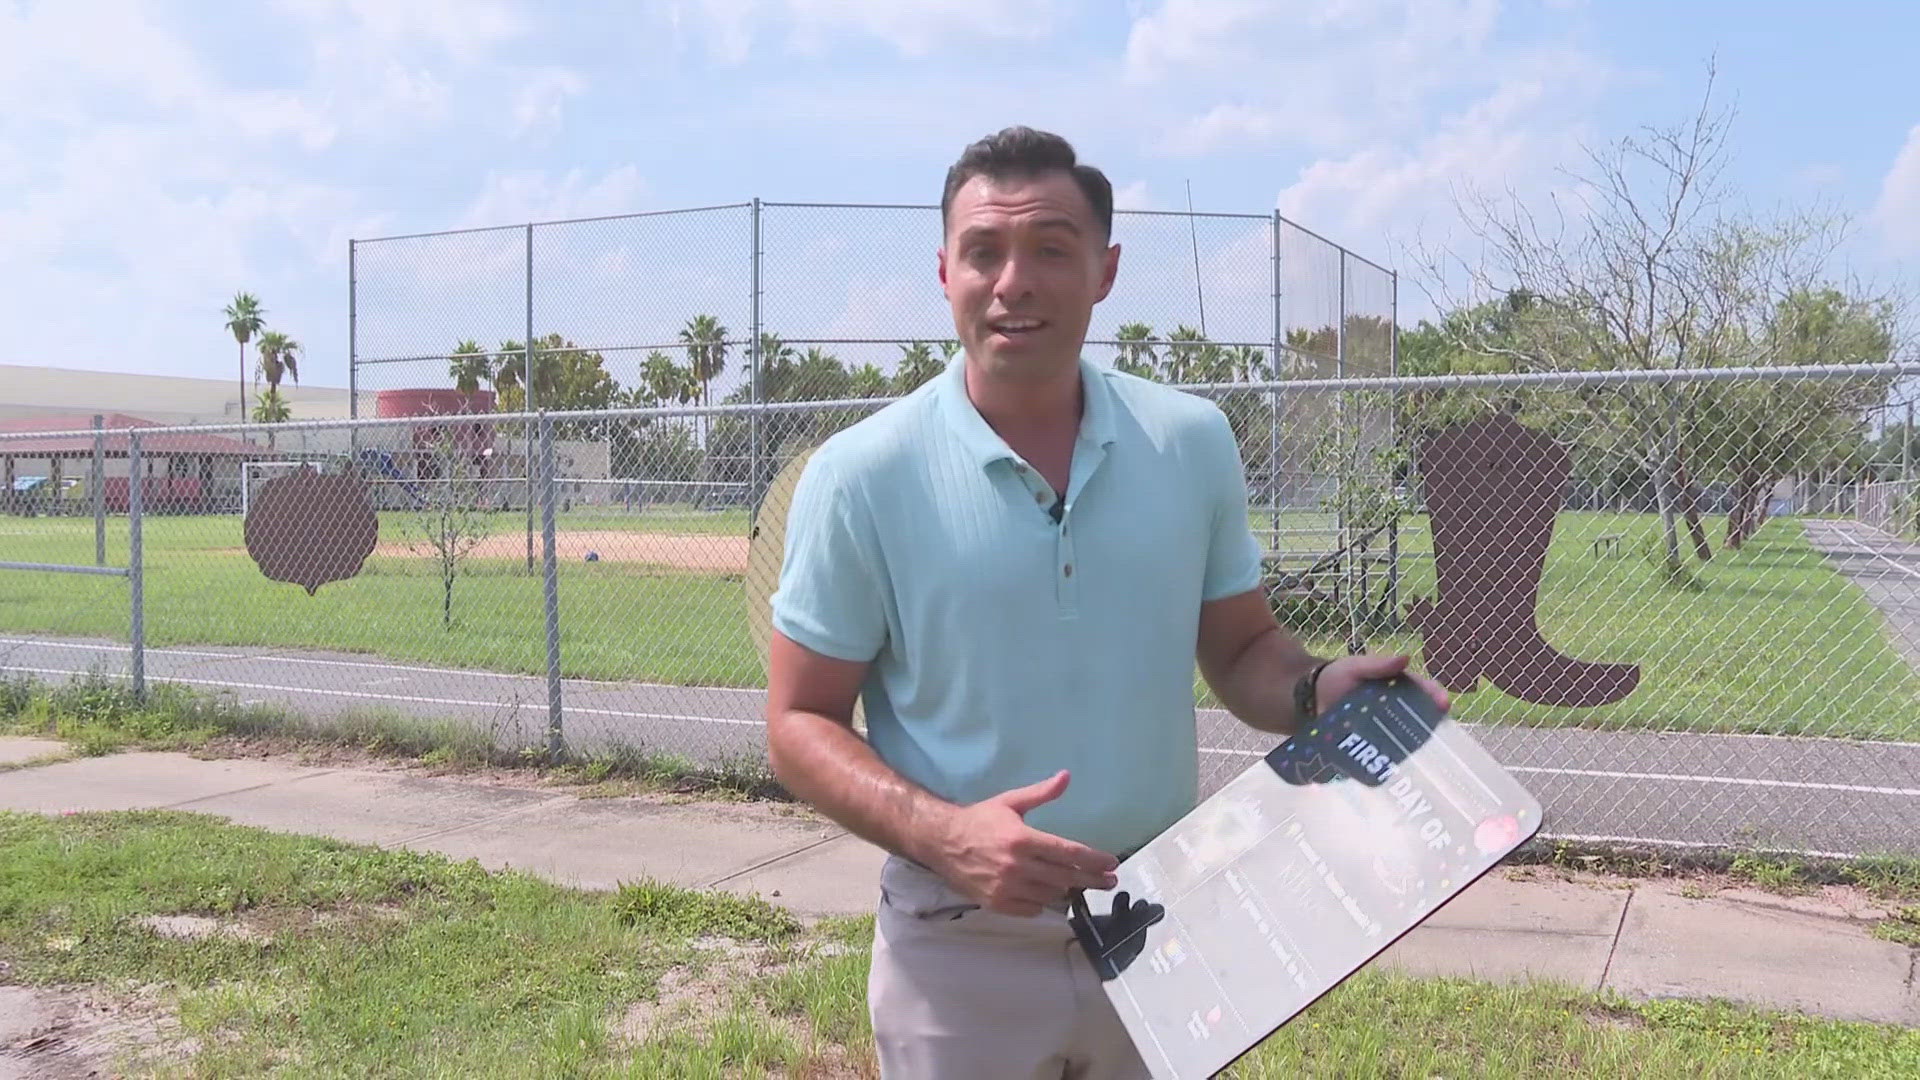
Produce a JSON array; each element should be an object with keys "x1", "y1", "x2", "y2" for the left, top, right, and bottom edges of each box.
[
  {"x1": 1, "y1": 506, "x2": 1916, "y2": 739},
  {"x1": 4, "y1": 809, "x2": 1918, "y2": 1078}
]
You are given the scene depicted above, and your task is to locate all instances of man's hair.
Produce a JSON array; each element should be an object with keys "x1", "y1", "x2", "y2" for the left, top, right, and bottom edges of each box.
[{"x1": 940, "y1": 126, "x2": 1114, "y2": 241}]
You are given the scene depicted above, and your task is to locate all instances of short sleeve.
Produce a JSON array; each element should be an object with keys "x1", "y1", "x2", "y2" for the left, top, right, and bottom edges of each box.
[
  {"x1": 769, "y1": 449, "x2": 889, "y2": 662},
  {"x1": 1201, "y1": 409, "x2": 1266, "y2": 602}
]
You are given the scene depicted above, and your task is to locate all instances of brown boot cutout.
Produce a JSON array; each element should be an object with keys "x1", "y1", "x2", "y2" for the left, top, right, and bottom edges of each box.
[{"x1": 1405, "y1": 413, "x2": 1639, "y2": 707}]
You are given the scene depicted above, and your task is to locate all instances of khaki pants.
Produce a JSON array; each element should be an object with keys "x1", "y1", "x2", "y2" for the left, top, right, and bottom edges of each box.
[{"x1": 867, "y1": 855, "x2": 1153, "y2": 1080}]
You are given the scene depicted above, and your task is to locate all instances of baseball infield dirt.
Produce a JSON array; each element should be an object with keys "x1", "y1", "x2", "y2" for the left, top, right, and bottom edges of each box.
[{"x1": 375, "y1": 530, "x2": 748, "y2": 573}]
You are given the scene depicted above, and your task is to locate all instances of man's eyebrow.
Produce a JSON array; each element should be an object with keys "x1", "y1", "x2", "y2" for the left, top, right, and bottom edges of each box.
[{"x1": 954, "y1": 215, "x2": 1085, "y2": 242}]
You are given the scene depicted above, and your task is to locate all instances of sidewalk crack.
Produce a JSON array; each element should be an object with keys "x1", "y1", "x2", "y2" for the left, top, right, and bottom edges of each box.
[
  {"x1": 384, "y1": 794, "x2": 573, "y2": 849},
  {"x1": 161, "y1": 770, "x2": 336, "y2": 810},
  {"x1": 704, "y1": 832, "x2": 845, "y2": 889},
  {"x1": 1597, "y1": 888, "x2": 1635, "y2": 992}
]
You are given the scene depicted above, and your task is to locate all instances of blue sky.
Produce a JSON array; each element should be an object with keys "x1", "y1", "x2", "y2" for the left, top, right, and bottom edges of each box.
[{"x1": 3, "y1": 0, "x2": 1916, "y2": 395}]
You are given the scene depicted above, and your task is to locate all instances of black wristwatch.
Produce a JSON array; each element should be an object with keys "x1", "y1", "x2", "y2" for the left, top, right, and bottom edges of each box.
[{"x1": 1294, "y1": 660, "x2": 1333, "y2": 723}]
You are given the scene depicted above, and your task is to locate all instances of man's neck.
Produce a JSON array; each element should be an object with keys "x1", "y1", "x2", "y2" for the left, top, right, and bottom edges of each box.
[{"x1": 965, "y1": 356, "x2": 1083, "y2": 434}]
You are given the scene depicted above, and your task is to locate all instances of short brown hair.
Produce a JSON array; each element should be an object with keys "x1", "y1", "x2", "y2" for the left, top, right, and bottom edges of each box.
[{"x1": 941, "y1": 126, "x2": 1114, "y2": 240}]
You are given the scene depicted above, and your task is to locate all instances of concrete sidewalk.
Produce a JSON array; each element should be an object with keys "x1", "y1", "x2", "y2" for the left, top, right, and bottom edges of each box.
[{"x1": 2, "y1": 737, "x2": 1915, "y2": 1028}]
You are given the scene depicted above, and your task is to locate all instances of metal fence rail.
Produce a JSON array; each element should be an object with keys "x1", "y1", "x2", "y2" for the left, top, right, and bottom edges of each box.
[{"x1": 3, "y1": 360, "x2": 1919, "y2": 858}]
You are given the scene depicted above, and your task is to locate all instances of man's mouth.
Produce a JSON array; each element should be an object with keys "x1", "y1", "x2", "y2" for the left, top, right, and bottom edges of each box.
[{"x1": 989, "y1": 317, "x2": 1046, "y2": 337}]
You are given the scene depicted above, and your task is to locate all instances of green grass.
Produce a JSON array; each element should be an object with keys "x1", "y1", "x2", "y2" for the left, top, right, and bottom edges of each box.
[
  {"x1": 4, "y1": 811, "x2": 1918, "y2": 1078},
  {"x1": 2, "y1": 508, "x2": 1917, "y2": 738},
  {"x1": 0, "y1": 671, "x2": 783, "y2": 798},
  {"x1": 1246, "y1": 511, "x2": 1920, "y2": 739}
]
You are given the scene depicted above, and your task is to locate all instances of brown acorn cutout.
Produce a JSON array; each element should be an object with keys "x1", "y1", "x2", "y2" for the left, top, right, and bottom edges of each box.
[{"x1": 243, "y1": 466, "x2": 379, "y2": 596}]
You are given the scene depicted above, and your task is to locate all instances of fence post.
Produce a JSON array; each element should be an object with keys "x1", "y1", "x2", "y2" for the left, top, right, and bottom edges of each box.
[
  {"x1": 1387, "y1": 268, "x2": 1400, "y2": 618},
  {"x1": 1269, "y1": 212, "x2": 1282, "y2": 537},
  {"x1": 348, "y1": 239, "x2": 359, "y2": 465},
  {"x1": 539, "y1": 411, "x2": 564, "y2": 760},
  {"x1": 91, "y1": 414, "x2": 105, "y2": 566},
  {"x1": 1905, "y1": 401, "x2": 1914, "y2": 483},
  {"x1": 750, "y1": 197, "x2": 763, "y2": 513},
  {"x1": 525, "y1": 222, "x2": 537, "y2": 575},
  {"x1": 128, "y1": 433, "x2": 145, "y2": 703}
]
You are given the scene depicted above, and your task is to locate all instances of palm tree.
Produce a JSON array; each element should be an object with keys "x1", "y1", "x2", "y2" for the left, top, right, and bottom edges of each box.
[
  {"x1": 893, "y1": 341, "x2": 943, "y2": 394},
  {"x1": 449, "y1": 339, "x2": 492, "y2": 395},
  {"x1": 224, "y1": 292, "x2": 265, "y2": 417},
  {"x1": 256, "y1": 330, "x2": 301, "y2": 395},
  {"x1": 640, "y1": 351, "x2": 698, "y2": 406},
  {"x1": 1114, "y1": 322, "x2": 1159, "y2": 379},
  {"x1": 252, "y1": 389, "x2": 292, "y2": 449},
  {"x1": 756, "y1": 333, "x2": 796, "y2": 401},
  {"x1": 679, "y1": 314, "x2": 729, "y2": 409}
]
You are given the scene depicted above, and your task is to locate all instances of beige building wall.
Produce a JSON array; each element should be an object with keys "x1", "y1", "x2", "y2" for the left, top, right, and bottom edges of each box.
[{"x1": 0, "y1": 363, "x2": 360, "y2": 427}]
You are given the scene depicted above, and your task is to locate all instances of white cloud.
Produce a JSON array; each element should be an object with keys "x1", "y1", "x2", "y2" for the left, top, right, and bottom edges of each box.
[
  {"x1": 1874, "y1": 123, "x2": 1920, "y2": 256},
  {"x1": 1125, "y1": 0, "x2": 1523, "y2": 154},
  {"x1": 512, "y1": 68, "x2": 588, "y2": 136},
  {"x1": 458, "y1": 167, "x2": 652, "y2": 228},
  {"x1": 0, "y1": 1, "x2": 530, "y2": 389},
  {"x1": 275, "y1": 0, "x2": 524, "y2": 62},
  {"x1": 674, "y1": 0, "x2": 1069, "y2": 60},
  {"x1": 1113, "y1": 181, "x2": 1156, "y2": 211}
]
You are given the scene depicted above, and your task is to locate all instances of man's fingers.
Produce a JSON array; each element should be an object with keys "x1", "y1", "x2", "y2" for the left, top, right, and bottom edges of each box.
[
  {"x1": 1409, "y1": 671, "x2": 1452, "y2": 712},
  {"x1": 1028, "y1": 832, "x2": 1119, "y2": 873},
  {"x1": 1020, "y1": 853, "x2": 1116, "y2": 893},
  {"x1": 996, "y1": 769, "x2": 1072, "y2": 816}
]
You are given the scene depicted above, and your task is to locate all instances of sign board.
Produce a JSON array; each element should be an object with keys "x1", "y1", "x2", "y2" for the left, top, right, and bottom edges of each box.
[{"x1": 1069, "y1": 677, "x2": 1541, "y2": 1080}]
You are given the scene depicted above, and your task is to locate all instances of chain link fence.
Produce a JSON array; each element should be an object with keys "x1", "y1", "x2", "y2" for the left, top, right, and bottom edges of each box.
[{"x1": 5, "y1": 356, "x2": 1919, "y2": 858}]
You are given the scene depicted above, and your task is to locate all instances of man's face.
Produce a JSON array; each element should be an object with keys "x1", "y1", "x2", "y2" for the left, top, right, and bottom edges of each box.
[{"x1": 939, "y1": 170, "x2": 1119, "y2": 380}]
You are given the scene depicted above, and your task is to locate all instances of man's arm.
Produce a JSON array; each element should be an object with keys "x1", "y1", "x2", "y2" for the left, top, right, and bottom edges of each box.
[
  {"x1": 764, "y1": 630, "x2": 954, "y2": 866},
  {"x1": 765, "y1": 630, "x2": 1118, "y2": 917},
  {"x1": 1195, "y1": 587, "x2": 1453, "y2": 735},
  {"x1": 1196, "y1": 587, "x2": 1325, "y2": 736}
]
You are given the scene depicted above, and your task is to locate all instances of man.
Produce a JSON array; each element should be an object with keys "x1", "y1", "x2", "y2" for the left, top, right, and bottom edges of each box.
[{"x1": 765, "y1": 126, "x2": 1448, "y2": 1078}]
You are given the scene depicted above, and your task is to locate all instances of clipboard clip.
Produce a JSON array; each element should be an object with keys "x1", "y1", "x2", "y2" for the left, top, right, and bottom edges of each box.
[{"x1": 1068, "y1": 887, "x2": 1167, "y2": 981}]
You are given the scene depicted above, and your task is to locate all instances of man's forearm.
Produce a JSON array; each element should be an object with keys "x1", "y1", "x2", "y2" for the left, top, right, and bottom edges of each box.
[
  {"x1": 1209, "y1": 625, "x2": 1326, "y2": 736},
  {"x1": 768, "y1": 710, "x2": 958, "y2": 866}
]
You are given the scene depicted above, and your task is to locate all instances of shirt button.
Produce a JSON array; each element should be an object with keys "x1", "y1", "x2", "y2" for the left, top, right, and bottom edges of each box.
[
  {"x1": 1063, "y1": 564, "x2": 1074, "y2": 577},
  {"x1": 1034, "y1": 491, "x2": 1048, "y2": 504}
]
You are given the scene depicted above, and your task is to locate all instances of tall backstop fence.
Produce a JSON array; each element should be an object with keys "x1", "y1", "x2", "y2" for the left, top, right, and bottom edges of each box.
[
  {"x1": 3, "y1": 359, "x2": 1918, "y2": 861},
  {"x1": 346, "y1": 203, "x2": 1399, "y2": 510}
]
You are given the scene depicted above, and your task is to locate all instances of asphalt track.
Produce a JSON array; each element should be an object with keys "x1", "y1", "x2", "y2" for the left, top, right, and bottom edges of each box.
[{"x1": 7, "y1": 587, "x2": 1920, "y2": 859}]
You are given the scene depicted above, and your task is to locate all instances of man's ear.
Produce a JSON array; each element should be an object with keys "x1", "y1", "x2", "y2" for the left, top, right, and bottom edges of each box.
[
  {"x1": 938, "y1": 246, "x2": 950, "y2": 294},
  {"x1": 1094, "y1": 242, "x2": 1121, "y2": 303}
]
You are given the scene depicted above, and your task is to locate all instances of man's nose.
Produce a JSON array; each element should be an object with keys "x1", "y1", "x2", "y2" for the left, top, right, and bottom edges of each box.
[{"x1": 993, "y1": 251, "x2": 1038, "y2": 303}]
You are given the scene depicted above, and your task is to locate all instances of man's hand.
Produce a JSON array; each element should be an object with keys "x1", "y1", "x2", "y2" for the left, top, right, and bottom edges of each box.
[
  {"x1": 1313, "y1": 653, "x2": 1450, "y2": 719},
  {"x1": 923, "y1": 770, "x2": 1120, "y2": 918}
]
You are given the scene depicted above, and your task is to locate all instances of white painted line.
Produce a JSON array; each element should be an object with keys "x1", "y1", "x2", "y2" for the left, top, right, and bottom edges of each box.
[
  {"x1": 1819, "y1": 523, "x2": 1920, "y2": 582},
  {"x1": 11, "y1": 667, "x2": 764, "y2": 729},
  {"x1": 1508, "y1": 766, "x2": 1920, "y2": 799},
  {"x1": 364, "y1": 677, "x2": 409, "y2": 687},
  {"x1": 1201, "y1": 746, "x2": 1920, "y2": 798},
  {"x1": 1536, "y1": 832, "x2": 1859, "y2": 861},
  {"x1": 0, "y1": 638, "x2": 765, "y2": 696}
]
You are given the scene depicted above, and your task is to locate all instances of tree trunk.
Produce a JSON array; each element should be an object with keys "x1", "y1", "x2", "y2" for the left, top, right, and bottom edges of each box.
[
  {"x1": 1652, "y1": 448, "x2": 1682, "y2": 580},
  {"x1": 1676, "y1": 448, "x2": 1711, "y2": 562},
  {"x1": 1726, "y1": 467, "x2": 1759, "y2": 549}
]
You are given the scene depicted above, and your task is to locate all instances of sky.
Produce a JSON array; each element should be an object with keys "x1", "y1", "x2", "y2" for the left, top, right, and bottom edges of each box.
[{"x1": 3, "y1": 0, "x2": 1917, "y2": 399}]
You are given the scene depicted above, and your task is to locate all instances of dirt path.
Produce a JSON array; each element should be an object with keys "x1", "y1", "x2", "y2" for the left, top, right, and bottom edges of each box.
[{"x1": 379, "y1": 529, "x2": 749, "y2": 573}]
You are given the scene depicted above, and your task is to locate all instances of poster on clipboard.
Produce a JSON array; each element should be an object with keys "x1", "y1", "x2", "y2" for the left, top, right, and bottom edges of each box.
[{"x1": 1069, "y1": 676, "x2": 1543, "y2": 1080}]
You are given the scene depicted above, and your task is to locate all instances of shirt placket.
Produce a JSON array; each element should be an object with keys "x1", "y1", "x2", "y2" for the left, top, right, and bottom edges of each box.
[{"x1": 1011, "y1": 459, "x2": 1080, "y2": 618}]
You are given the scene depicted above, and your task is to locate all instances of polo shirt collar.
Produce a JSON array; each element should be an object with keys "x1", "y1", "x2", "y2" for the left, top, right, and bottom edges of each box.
[{"x1": 935, "y1": 351, "x2": 1118, "y2": 471}]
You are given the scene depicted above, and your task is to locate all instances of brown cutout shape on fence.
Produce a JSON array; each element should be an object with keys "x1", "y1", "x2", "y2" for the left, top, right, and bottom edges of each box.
[
  {"x1": 243, "y1": 466, "x2": 379, "y2": 596},
  {"x1": 1405, "y1": 413, "x2": 1640, "y2": 707}
]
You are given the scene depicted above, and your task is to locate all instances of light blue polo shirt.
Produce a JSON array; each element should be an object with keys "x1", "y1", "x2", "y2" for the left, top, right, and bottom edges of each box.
[{"x1": 769, "y1": 353, "x2": 1265, "y2": 856}]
